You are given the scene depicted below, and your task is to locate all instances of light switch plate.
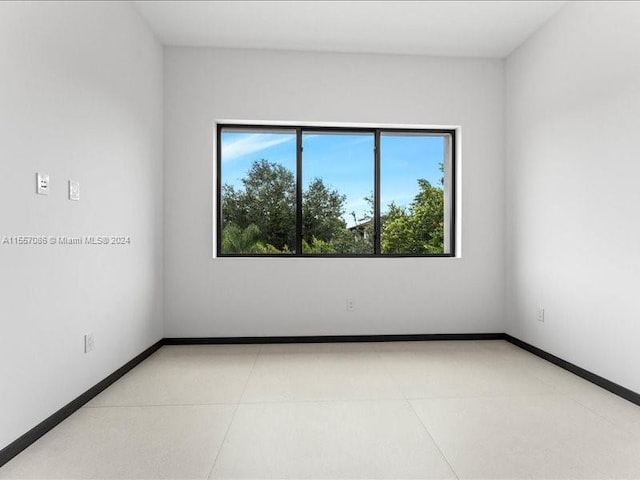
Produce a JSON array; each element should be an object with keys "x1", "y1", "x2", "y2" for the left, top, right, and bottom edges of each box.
[
  {"x1": 36, "y1": 173, "x2": 50, "y2": 195},
  {"x1": 69, "y1": 180, "x2": 80, "y2": 201}
]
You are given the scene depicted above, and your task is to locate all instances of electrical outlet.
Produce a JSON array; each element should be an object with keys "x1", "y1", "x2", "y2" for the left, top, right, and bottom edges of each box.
[
  {"x1": 537, "y1": 307, "x2": 545, "y2": 323},
  {"x1": 346, "y1": 298, "x2": 355, "y2": 312},
  {"x1": 36, "y1": 173, "x2": 50, "y2": 195},
  {"x1": 84, "y1": 333, "x2": 94, "y2": 353}
]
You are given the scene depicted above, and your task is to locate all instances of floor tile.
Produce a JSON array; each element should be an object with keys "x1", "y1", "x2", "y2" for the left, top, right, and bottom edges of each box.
[
  {"x1": 0, "y1": 405, "x2": 236, "y2": 479},
  {"x1": 477, "y1": 341, "x2": 617, "y2": 397},
  {"x1": 159, "y1": 344, "x2": 262, "y2": 356},
  {"x1": 259, "y1": 342, "x2": 376, "y2": 354},
  {"x1": 210, "y1": 400, "x2": 456, "y2": 479},
  {"x1": 241, "y1": 350, "x2": 403, "y2": 402},
  {"x1": 376, "y1": 344, "x2": 556, "y2": 398},
  {"x1": 373, "y1": 340, "x2": 497, "y2": 356},
  {"x1": 410, "y1": 395, "x2": 640, "y2": 479},
  {"x1": 88, "y1": 345, "x2": 259, "y2": 406},
  {"x1": 490, "y1": 345, "x2": 609, "y2": 395},
  {"x1": 4, "y1": 341, "x2": 639, "y2": 480},
  {"x1": 569, "y1": 387, "x2": 640, "y2": 439}
]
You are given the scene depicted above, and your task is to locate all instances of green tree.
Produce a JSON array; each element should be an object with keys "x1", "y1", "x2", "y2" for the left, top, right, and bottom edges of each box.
[
  {"x1": 222, "y1": 160, "x2": 296, "y2": 251},
  {"x1": 412, "y1": 179, "x2": 445, "y2": 253},
  {"x1": 380, "y1": 203, "x2": 414, "y2": 253},
  {"x1": 381, "y1": 179, "x2": 444, "y2": 254},
  {"x1": 221, "y1": 223, "x2": 286, "y2": 254},
  {"x1": 329, "y1": 226, "x2": 372, "y2": 254},
  {"x1": 302, "y1": 178, "x2": 347, "y2": 244},
  {"x1": 221, "y1": 223, "x2": 263, "y2": 253},
  {"x1": 223, "y1": 160, "x2": 352, "y2": 253},
  {"x1": 302, "y1": 237, "x2": 337, "y2": 254}
]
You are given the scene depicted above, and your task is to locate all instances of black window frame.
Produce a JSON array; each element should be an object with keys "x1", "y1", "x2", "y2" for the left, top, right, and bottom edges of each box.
[{"x1": 216, "y1": 124, "x2": 456, "y2": 258}]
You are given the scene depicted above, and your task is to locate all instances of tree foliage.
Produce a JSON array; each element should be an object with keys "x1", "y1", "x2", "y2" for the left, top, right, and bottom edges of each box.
[
  {"x1": 221, "y1": 160, "x2": 446, "y2": 255},
  {"x1": 381, "y1": 179, "x2": 444, "y2": 254},
  {"x1": 222, "y1": 160, "x2": 353, "y2": 253},
  {"x1": 222, "y1": 160, "x2": 296, "y2": 251},
  {"x1": 221, "y1": 223, "x2": 285, "y2": 254},
  {"x1": 302, "y1": 237, "x2": 337, "y2": 254},
  {"x1": 302, "y1": 178, "x2": 347, "y2": 244}
]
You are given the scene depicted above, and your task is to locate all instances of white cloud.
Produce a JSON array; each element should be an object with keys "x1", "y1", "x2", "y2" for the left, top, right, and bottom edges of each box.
[{"x1": 221, "y1": 134, "x2": 294, "y2": 162}]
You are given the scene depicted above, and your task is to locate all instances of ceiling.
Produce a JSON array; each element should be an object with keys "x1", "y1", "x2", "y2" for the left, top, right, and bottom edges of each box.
[{"x1": 133, "y1": 1, "x2": 566, "y2": 59}]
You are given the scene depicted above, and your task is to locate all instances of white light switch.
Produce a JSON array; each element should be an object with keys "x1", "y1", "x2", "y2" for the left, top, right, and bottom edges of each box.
[
  {"x1": 36, "y1": 173, "x2": 50, "y2": 195},
  {"x1": 69, "y1": 180, "x2": 80, "y2": 201}
]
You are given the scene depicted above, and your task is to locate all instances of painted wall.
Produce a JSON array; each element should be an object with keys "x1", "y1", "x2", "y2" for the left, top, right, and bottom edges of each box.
[
  {"x1": 505, "y1": 2, "x2": 640, "y2": 393},
  {"x1": 0, "y1": 2, "x2": 163, "y2": 449},
  {"x1": 164, "y1": 48, "x2": 505, "y2": 337}
]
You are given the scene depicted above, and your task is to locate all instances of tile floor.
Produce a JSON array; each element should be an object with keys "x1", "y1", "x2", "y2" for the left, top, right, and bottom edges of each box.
[{"x1": 1, "y1": 340, "x2": 640, "y2": 479}]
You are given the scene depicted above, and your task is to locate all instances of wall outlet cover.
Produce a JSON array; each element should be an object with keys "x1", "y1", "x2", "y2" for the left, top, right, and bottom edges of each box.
[
  {"x1": 346, "y1": 298, "x2": 355, "y2": 312},
  {"x1": 36, "y1": 173, "x2": 50, "y2": 195}
]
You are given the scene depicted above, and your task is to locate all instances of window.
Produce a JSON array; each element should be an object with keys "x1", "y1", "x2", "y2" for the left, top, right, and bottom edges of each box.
[
  {"x1": 217, "y1": 124, "x2": 455, "y2": 257},
  {"x1": 219, "y1": 128, "x2": 297, "y2": 254},
  {"x1": 302, "y1": 131, "x2": 375, "y2": 254}
]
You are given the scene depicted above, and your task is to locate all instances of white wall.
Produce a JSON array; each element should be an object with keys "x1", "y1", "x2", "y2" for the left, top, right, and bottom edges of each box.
[
  {"x1": 0, "y1": 2, "x2": 163, "y2": 449},
  {"x1": 164, "y1": 48, "x2": 505, "y2": 337},
  {"x1": 506, "y1": 2, "x2": 640, "y2": 393}
]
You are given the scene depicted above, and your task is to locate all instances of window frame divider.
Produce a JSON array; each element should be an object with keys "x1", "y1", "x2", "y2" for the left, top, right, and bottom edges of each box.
[{"x1": 295, "y1": 127, "x2": 303, "y2": 255}]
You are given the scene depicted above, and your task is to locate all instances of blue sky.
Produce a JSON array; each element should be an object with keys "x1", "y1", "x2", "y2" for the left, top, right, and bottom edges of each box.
[{"x1": 221, "y1": 130, "x2": 445, "y2": 227}]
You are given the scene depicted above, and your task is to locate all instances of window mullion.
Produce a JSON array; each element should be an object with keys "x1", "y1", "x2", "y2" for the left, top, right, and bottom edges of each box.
[
  {"x1": 374, "y1": 130, "x2": 381, "y2": 255},
  {"x1": 449, "y1": 130, "x2": 456, "y2": 255},
  {"x1": 296, "y1": 128, "x2": 303, "y2": 255},
  {"x1": 216, "y1": 124, "x2": 223, "y2": 256}
]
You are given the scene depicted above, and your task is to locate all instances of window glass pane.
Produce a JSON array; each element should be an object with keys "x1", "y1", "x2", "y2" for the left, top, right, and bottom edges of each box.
[
  {"x1": 302, "y1": 132, "x2": 374, "y2": 254},
  {"x1": 220, "y1": 128, "x2": 297, "y2": 254},
  {"x1": 380, "y1": 133, "x2": 451, "y2": 255}
]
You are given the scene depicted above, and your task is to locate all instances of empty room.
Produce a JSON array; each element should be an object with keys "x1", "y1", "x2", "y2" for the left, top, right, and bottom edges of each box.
[{"x1": 1, "y1": 1, "x2": 640, "y2": 478}]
